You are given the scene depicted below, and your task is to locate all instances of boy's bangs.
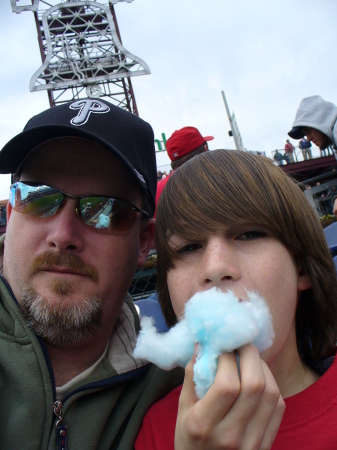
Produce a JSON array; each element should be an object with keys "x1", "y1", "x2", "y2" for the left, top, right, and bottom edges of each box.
[{"x1": 160, "y1": 151, "x2": 286, "y2": 242}]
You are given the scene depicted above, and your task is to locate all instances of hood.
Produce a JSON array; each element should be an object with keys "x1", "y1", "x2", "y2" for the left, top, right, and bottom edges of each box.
[{"x1": 288, "y1": 96, "x2": 337, "y2": 143}]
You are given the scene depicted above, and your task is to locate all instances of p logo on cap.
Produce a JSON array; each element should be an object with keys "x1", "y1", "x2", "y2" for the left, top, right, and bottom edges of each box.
[{"x1": 70, "y1": 99, "x2": 110, "y2": 126}]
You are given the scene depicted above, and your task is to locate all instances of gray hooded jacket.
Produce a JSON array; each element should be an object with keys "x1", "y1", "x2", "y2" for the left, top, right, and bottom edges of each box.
[{"x1": 288, "y1": 95, "x2": 337, "y2": 150}]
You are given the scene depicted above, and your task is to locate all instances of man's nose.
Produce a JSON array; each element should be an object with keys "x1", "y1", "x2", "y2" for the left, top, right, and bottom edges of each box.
[
  {"x1": 305, "y1": 131, "x2": 312, "y2": 140},
  {"x1": 45, "y1": 198, "x2": 84, "y2": 252},
  {"x1": 198, "y1": 236, "x2": 241, "y2": 288}
]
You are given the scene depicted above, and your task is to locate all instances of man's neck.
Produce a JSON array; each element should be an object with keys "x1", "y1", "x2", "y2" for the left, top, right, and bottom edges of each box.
[{"x1": 46, "y1": 334, "x2": 110, "y2": 387}]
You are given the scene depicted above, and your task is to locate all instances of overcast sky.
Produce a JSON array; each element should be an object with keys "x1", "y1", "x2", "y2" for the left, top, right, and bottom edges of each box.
[{"x1": 0, "y1": 0, "x2": 336, "y2": 199}]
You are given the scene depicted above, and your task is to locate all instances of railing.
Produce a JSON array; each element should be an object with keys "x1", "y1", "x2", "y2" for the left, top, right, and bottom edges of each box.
[
  {"x1": 129, "y1": 251, "x2": 157, "y2": 300},
  {"x1": 0, "y1": 207, "x2": 6, "y2": 227},
  {"x1": 272, "y1": 145, "x2": 335, "y2": 165}
]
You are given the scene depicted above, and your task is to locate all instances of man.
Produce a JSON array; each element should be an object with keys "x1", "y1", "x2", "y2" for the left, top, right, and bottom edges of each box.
[
  {"x1": 298, "y1": 137, "x2": 313, "y2": 160},
  {"x1": 273, "y1": 149, "x2": 285, "y2": 166},
  {"x1": 288, "y1": 95, "x2": 337, "y2": 215},
  {"x1": 288, "y1": 95, "x2": 337, "y2": 157},
  {"x1": 284, "y1": 139, "x2": 295, "y2": 163},
  {"x1": 156, "y1": 126, "x2": 213, "y2": 210},
  {"x1": 0, "y1": 98, "x2": 183, "y2": 449}
]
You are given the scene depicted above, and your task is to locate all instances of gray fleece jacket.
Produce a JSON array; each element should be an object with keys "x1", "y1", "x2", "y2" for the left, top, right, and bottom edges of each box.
[{"x1": 288, "y1": 95, "x2": 337, "y2": 150}]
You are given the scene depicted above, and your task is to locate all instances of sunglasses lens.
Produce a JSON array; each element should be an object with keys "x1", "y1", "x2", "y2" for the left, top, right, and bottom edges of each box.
[
  {"x1": 9, "y1": 182, "x2": 141, "y2": 233},
  {"x1": 80, "y1": 197, "x2": 137, "y2": 232},
  {"x1": 10, "y1": 183, "x2": 63, "y2": 217}
]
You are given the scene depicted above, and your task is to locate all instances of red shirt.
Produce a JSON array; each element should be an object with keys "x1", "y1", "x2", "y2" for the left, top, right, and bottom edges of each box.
[
  {"x1": 155, "y1": 172, "x2": 173, "y2": 217},
  {"x1": 285, "y1": 142, "x2": 294, "y2": 154},
  {"x1": 135, "y1": 356, "x2": 337, "y2": 449}
]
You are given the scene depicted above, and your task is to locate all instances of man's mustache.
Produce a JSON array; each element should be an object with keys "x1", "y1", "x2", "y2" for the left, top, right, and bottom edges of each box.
[{"x1": 29, "y1": 251, "x2": 99, "y2": 282}]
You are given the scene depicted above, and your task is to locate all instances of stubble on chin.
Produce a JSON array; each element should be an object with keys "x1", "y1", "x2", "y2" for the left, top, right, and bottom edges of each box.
[
  {"x1": 19, "y1": 282, "x2": 103, "y2": 346},
  {"x1": 50, "y1": 279, "x2": 74, "y2": 296},
  {"x1": 17, "y1": 250, "x2": 104, "y2": 345}
]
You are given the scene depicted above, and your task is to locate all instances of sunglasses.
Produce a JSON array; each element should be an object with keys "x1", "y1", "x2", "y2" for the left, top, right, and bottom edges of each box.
[{"x1": 9, "y1": 181, "x2": 149, "y2": 232}]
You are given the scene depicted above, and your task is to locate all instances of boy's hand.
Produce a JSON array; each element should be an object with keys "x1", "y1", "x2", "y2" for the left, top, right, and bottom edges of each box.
[{"x1": 175, "y1": 344, "x2": 285, "y2": 449}]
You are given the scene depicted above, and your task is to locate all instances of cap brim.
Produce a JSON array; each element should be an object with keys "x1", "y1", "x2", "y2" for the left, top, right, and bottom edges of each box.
[
  {"x1": 203, "y1": 135, "x2": 214, "y2": 142},
  {"x1": 0, "y1": 126, "x2": 85, "y2": 174},
  {"x1": 288, "y1": 127, "x2": 304, "y2": 139},
  {"x1": 0, "y1": 125, "x2": 151, "y2": 207},
  {"x1": 0, "y1": 125, "x2": 145, "y2": 189}
]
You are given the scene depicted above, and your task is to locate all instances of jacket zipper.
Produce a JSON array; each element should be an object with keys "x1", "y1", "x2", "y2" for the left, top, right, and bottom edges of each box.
[
  {"x1": 51, "y1": 365, "x2": 150, "y2": 450},
  {"x1": 54, "y1": 400, "x2": 68, "y2": 450}
]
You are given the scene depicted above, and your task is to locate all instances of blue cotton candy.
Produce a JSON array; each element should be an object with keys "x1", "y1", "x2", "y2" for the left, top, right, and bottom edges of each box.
[
  {"x1": 133, "y1": 288, "x2": 274, "y2": 398},
  {"x1": 133, "y1": 317, "x2": 194, "y2": 369}
]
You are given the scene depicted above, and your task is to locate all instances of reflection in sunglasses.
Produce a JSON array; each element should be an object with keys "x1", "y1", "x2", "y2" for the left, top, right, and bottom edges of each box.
[{"x1": 10, "y1": 181, "x2": 149, "y2": 233}]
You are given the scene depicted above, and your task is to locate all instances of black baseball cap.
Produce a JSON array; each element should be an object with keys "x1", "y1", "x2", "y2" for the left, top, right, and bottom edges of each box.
[
  {"x1": 0, "y1": 98, "x2": 157, "y2": 215},
  {"x1": 288, "y1": 126, "x2": 305, "y2": 139}
]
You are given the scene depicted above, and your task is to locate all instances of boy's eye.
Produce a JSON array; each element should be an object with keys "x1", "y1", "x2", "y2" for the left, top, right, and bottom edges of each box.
[
  {"x1": 176, "y1": 243, "x2": 202, "y2": 254},
  {"x1": 237, "y1": 230, "x2": 266, "y2": 240}
]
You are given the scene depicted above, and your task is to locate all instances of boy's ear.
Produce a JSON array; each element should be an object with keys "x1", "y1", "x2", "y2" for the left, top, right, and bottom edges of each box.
[
  {"x1": 297, "y1": 264, "x2": 312, "y2": 291},
  {"x1": 137, "y1": 218, "x2": 155, "y2": 268}
]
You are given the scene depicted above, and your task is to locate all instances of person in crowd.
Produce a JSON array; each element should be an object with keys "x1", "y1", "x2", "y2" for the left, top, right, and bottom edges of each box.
[
  {"x1": 0, "y1": 98, "x2": 183, "y2": 449},
  {"x1": 328, "y1": 186, "x2": 337, "y2": 216},
  {"x1": 284, "y1": 139, "x2": 295, "y2": 163},
  {"x1": 289, "y1": 95, "x2": 337, "y2": 214},
  {"x1": 288, "y1": 95, "x2": 337, "y2": 158},
  {"x1": 155, "y1": 126, "x2": 213, "y2": 211},
  {"x1": 298, "y1": 137, "x2": 313, "y2": 160},
  {"x1": 136, "y1": 149, "x2": 337, "y2": 449},
  {"x1": 273, "y1": 149, "x2": 285, "y2": 165},
  {"x1": 283, "y1": 152, "x2": 291, "y2": 164}
]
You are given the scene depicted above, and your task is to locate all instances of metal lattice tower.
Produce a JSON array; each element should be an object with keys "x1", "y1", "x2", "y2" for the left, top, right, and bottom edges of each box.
[{"x1": 10, "y1": 0, "x2": 150, "y2": 114}]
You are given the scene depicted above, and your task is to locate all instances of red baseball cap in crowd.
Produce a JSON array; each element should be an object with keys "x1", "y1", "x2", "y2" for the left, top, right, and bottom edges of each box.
[{"x1": 166, "y1": 126, "x2": 214, "y2": 161}]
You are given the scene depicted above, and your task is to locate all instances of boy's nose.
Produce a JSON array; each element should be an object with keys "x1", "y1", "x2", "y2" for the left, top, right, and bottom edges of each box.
[{"x1": 198, "y1": 236, "x2": 241, "y2": 288}]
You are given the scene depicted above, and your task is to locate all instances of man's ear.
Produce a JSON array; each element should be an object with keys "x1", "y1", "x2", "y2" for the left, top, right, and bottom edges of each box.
[
  {"x1": 137, "y1": 218, "x2": 156, "y2": 268},
  {"x1": 6, "y1": 201, "x2": 12, "y2": 222}
]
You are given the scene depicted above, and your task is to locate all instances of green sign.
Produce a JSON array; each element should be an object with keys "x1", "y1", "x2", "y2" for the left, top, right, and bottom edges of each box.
[{"x1": 155, "y1": 133, "x2": 167, "y2": 152}]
